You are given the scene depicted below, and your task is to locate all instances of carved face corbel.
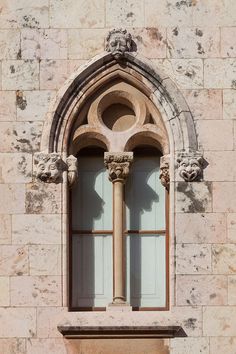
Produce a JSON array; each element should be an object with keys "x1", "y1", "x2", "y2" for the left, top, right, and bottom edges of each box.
[
  {"x1": 66, "y1": 155, "x2": 78, "y2": 188},
  {"x1": 177, "y1": 153, "x2": 203, "y2": 182},
  {"x1": 34, "y1": 152, "x2": 65, "y2": 183},
  {"x1": 160, "y1": 155, "x2": 170, "y2": 190},
  {"x1": 106, "y1": 28, "x2": 132, "y2": 60}
]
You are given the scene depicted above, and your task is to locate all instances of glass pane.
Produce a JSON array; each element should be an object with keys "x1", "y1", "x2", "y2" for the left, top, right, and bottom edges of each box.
[
  {"x1": 72, "y1": 234, "x2": 113, "y2": 308},
  {"x1": 126, "y1": 234, "x2": 166, "y2": 308},
  {"x1": 72, "y1": 156, "x2": 112, "y2": 230},
  {"x1": 125, "y1": 156, "x2": 165, "y2": 231}
]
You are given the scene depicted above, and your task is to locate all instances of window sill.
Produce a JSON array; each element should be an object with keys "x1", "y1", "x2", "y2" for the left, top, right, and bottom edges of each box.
[{"x1": 57, "y1": 325, "x2": 187, "y2": 339}]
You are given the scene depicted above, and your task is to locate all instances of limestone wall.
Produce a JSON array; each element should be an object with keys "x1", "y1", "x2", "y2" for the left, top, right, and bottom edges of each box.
[{"x1": 0, "y1": 0, "x2": 236, "y2": 353}]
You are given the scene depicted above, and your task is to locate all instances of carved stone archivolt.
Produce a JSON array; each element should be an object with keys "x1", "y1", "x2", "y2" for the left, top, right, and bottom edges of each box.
[
  {"x1": 104, "y1": 152, "x2": 133, "y2": 183},
  {"x1": 160, "y1": 155, "x2": 170, "y2": 190},
  {"x1": 106, "y1": 28, "x2": 132, "y2": 60},
  {"x1": 177, "y1": 152, "x2": 203, "y2": 182}
]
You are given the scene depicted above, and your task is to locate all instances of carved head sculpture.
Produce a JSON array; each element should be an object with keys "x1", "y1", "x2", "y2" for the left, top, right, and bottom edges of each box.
[
  {"x1": 34, "y1": 152, "x2": 64, "y2": 183},
  {"x1": 106, "y1": 28, "x2": 132, "y2": 60},
  {"x1": 177, "y1": 155, "x2": 203, "y2": 182}
]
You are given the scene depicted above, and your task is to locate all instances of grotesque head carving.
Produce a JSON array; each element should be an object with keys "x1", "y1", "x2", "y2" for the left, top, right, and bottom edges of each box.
[
  {"x1": 177, "y1": 155, "x2": 203, "y2": 182},
  {"x1": 34, "y1": 153, "x2": 64, "y2": 183},
  {"x1": 106, "y1": 28, "x2": 132, "y2": 60}
]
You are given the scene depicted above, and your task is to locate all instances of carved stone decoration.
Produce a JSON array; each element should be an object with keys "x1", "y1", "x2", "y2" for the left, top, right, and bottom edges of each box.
[
  {"x1": 177, "y1": 152, "x2": 204, "y2": 182},
  {"x1": 160, "y1": 155, "x2": 170, "y2": 190},
  {"x1": 34, "y1": 152, "x2": 65, "y2": 183},
  {"x1": 106, "y1": 28, "x2": 132, "y2": 60},
  {"x1": 66, "y1": 155, "x2": 78, "y2": 188},
  {"x1": 104, "y1": 152, "x2": 133, "y2": 183}
]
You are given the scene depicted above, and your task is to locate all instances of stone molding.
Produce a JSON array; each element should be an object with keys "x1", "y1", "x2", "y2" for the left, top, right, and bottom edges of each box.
[
  {"x1": 160, "y1": 155, "x2": 170, "y2": 190},
  {"x1": 104, "y1": 152, "x2": 133, "y2": 183},
  {"x1": 177, "y1": 152, "x2": 203, "y2": 182},
  {"x1": 106, "y1": 28, "x2": 132, "y2": 60}
]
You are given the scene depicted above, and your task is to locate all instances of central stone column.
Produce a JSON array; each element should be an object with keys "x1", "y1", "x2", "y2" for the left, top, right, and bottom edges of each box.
[{"x1": 104, "y1": 152, "x2": 133, "y2": 304}]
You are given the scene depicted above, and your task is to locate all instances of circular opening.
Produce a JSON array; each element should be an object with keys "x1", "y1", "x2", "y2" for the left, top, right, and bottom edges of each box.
[{"x1": 102, "y1": 103, "x2": 136, "y2": 132}]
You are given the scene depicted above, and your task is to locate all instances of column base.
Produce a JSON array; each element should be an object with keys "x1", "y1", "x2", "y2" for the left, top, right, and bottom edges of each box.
[{"x1": 107, "y1": 302, "x2": 132, "y2": 312}]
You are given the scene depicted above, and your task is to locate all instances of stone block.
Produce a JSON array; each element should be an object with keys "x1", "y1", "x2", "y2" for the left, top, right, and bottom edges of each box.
[
  {"x1": 106, "y1": 0, "x2": 144, "y2": 27},
  {"x1": 10, "y1": 275, "x2": 61, "y2": 306},
  {"x1": 132, "y1": 28, "x2": 166, "y2": 59},
  {"x1": 212, "y1": 244, "x2": 236, "y2": 274},
  {"x1": 213, "y1": 182, "x2": 236, "y2": 212},
  {"x1": 49, "y1": 0, "x2": 104, "y2": 28},
  {"x1": 0, "y1": 215, "x2": 11, "y2": 244},
  {"x1": 40, "y1": 60, "x2": 69, "y2": 90},
  {"x1": 21, "y1": 29, "x2": 67, "y2": 60},
  {"x1": 184, "y1": 89, "x2": 222, "y2": 120},
  {"x1": 227, "y1": 213, "x2": 236, "y2": 242},
  {"x1": 12, "y1": 214, "x2": 61, "y2": 244},
  {"x1": 37, "y1": 307, "x2": 68, "y2": 338},
  {"x1": 16, "y1": 90, "x2": 53, "y2": 121},
  {"x1": 0, "y1": 153, "x2": 32, "y2": 183},
  {"x1": 176, "y1": 244, "x2": 211, "y2": 274},
  {"x1": 0, "y1": 91, "x2": 16, "y2": 121},
  {"x1": 29, "y1": 245, "x2": 61, "y2": 275},
  {"x1": 0, "y1": 277, "x2": 10, "y2": 306},
  {"x1": 0, "y1": 307, "x2": 36, "y2": 338},
  {"x1": 0, "y1": 30, "x2": 20, "y2": 59},
  {"x1": 221, "y1": 27, "x2": 236, "y2": 57},
  {"x1": 0, "y1": 184, "x2": 25, "y2": 214},
  {"x1": 25, "y1": 183, "x2": 61, "y2": 214},
  {"x1": 167, "y1": 27, "x2": 220, "y2": 58},
  {"x1": 0, "y1": 0, "x2": 49, "y2": 29},
  {"x1": 228, "y1": 276, "x2": 236, "y2": 305},
  {"x1": 2, "y1": 60, "x2": 39, "y2": 90},
  {"x1": 223, "y1": 89, "x2": 236, "y2": 120},
  {"x1": 176, "y1": 182, "x2": 212, "y2": 213},
  {"x1": 196, "y1": 120, "x2": 233, "y2": 151},
  {"x1": 68, "y1": 29, "x2": 106, "y2": 60},
  {"x1": 170, "y1": 338, "x2": 209, "y2": 354},
  {"x1": 176, "y1": 213, "x2": 226, "y2": 244},
  {"x1": 203, "y1": 306, "x2": 236, "y2": 336},
  {"x1": 176, "y1": 275, "x2": 227, "y2": 306},
  {"x1": 204, "y1": 151, "x2": 236, "y2": 182},
  {"x1": 204, "y1": 59, "x2": 236, "y2": 89},
  {"x1": 0, "y1": 245, "x2": 28, "y2": 276},
  {"x1": 210, "y1": 337, "x2": 236, "y2": 354},
  {"x1": 0, "y1": 122, "x2": 42, "y2": 152},
  {"x1": 192, "y1": 1, "x2": 225, "y2": 27},
  {"x1": 0, "y1": 339, "x2": 25, "y2": 354}
]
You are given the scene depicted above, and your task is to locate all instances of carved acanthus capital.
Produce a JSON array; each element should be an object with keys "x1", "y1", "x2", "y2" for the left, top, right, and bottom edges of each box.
[
  {"x1": 104, "y1": 152, "x2": 133, "y2": 183},
  {"x1": 66, "y1": 155, "x2": 78, "y2": 188},
  {"x1": 106, "y1": 28, "x2": 132, "y2": 60},
  {"x1": 177, "y1": 152, "x2": 203, "y2": 182},
  {"x1": 34, "y1": 152, "x2": 65, "y2": 183},
  {"x1": 160, "y1": 155, "x2": 170, "y2": 190}
]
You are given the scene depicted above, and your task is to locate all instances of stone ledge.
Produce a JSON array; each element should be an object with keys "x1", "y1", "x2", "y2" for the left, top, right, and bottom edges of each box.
[{"x1": 57, "y1": 325, "x2": 187, "y2": 339}]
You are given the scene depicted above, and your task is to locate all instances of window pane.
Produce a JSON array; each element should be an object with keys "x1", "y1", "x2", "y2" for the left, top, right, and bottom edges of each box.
[
  {"x1": 72, "y1": 157, "x2": 112, "y2": 230},
  {"x1": 126, "y1": 234, "x2": 166, "y2": 307},
  {"x1": 72, "y1": 234, "x2": 113, "y2": 308}
]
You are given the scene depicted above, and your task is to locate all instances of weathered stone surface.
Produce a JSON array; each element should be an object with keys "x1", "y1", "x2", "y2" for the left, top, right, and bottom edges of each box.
[
  {"x1": 223, "y1": 89, "x2": 236, "y2": 120},
  {"x1": 221, "y1": 27, "x2": 236, "y2": 57},
  {"x1": 227, "y1": 214, "x2": 236, "y2": 242},
  {"x1": 40, "y1": 60, "x2": 70, "y2": 90},
  {"x1": 29, "y1": 245, "x2": 61, "y2": 275},
  {"x1": 167, "y1": 27, "x2": 220, "y2": 58},
  {"x1": 27, "y1": 339, "x2": 68, "y2": 354},
  {"x1": 12, "y1": 214, "x2": 61, "y2": 244},
  {"x1": 176, "y1": 182, "x2": 212, "y2": 213},
  {"x1": 0, "y1": 30, "x2": 20, "y2": 59},
  {"x1": 16, "y1": 90, "x2": 53, "y2": 121},
  {"x1": 0, "y1": 307, "x2": 36, "y2": 338},
  {"x1": 10, "y1": 275, "x2": 61, "y2": 306},
  {"x1": 176, "y1": 244, "x2": 211, "y2": 274},
  {"x1": 204, "y1": 59, "x2": 236, "y2": 89},
  {"x1": 0, "y1": 91, "x2": 16, "y2": 121},
  {"x1": 213, "y1": 182, "x2": 236, "y2": 212},
  {"x1": 0, "y1": 276, "x2": 10, "y2": 306},
  {"x1": 196, "y1": 120, "x2": 233, "y2": 151},
  {"x1": 176, "y1": 275, "x2": 227, "y2": 306},
  {"x1": 0, "y1": 245, "x2": 28, "y2": 276},
  {"x1": 132, "y1": 28, "x2": 166, "y2": 59},
  {"x1": 2, "y1": 60, "x2": 39, "y2": 90},
  {"x1": 0, "y1": 339, "x2": 25, "y2": 354},
  {"x1": 176, "y1": 213, "x2": 226, "y2": 244},
  {"x1": 0, "y1": 215, "x2": 11, "y2": 244},
  {"x1": 203, "y1": 306, "x2": 236, "y2": 336},
  {"x1": 212, "y1": 244, "x2": 236, "y2": 274},
  {"x1": 0, "y1": 122, "x2": 43, "y2": 152},
  {"x1": 228, "y1": 276, "x2": 236, "y2": 305},
  {"x1": 25, "y1": 183, "x2": 61, "y2": 214},
  {"x1": 170, "y1": 338, "x2": 209, "y2": 354},
  {"x1": 0, "y1": 184, "x2": 25, "y2": 214},
  {"x1": 0, "y1": 153, "x2": 32, "y2": 183},
  {"x1": 203, "y1": 151, "x2": 236, "y2": 182},
  {"x1": 210, "y1": 337, "x2": 236, "y2": 354},
  {"x1": 106, "y1": 0, "x2": 144, "y2": 27},
  {"x1": 50, "y1": 0, "x2": 104, "y2": 28}
]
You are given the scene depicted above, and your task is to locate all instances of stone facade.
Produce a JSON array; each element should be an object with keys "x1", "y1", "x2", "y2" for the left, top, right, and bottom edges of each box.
[{"x1": 0, "y1": 1, "x2": 236, "y2": 354}]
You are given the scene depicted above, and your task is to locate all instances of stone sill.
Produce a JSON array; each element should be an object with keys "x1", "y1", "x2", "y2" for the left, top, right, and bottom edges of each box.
[{"x1": 57, "y1": 325, "x2": 187, "y2": 339}]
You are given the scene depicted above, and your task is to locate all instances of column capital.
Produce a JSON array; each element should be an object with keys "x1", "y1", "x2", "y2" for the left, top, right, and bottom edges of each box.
[{"x1": 104, "y1": 152, "x2": 133, "y2": 183}]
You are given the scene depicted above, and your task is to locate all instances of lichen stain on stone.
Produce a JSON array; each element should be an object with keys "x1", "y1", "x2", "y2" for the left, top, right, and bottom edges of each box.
[
  {"x1": 147, "y1": 27, "x2": 163, "y2": 42},
  {"x1": 16, "y1": 90, "x2": 27, "y2": 110},
  {"x1": 22, "y1": 15, "x2": 39, "y2": 29},
  {"x1": 126, "y1": 12, "x2": 134, "y2": 18},
  {"x1": 175, "y1": 0, "x2": 194, "y2": 9},
  {"x1": 17, "y1": 49, "x2": 22, "y2": 59},
  {"x1": 197, "y1": 42, "x2": 205, "y2": 55},
  {"x1": 173, "y1": 27, "x2": 179, "y2": 36},
  {"x1": 195, "y1": 28, "x2": 203, "y2": 37},
  {"x1": 10, "y1": 65, "x2": 15, "y2": 74},
  {"x1": 183, "y1": 318, "x2": 197, "y2": 330},
  {"x1": 231, "y1": 80, "x2": 236, "y2": 89}
]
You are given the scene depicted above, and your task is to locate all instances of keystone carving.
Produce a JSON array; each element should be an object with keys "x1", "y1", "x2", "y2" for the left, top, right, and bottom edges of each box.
[
  {"x1": 66, "y1": 155, "x2": 78, "y2": 188},
  {"x1": 104, "y1": 152, "x2": 133, "y2": 183},
  {"x1": 34, "y1": 152, "x2": 65, "y2": 183},
  {"x1": 160, "y1": 155, "x2": 170, "y2": 190},
  {"x1": 106, "y1": 28, "x2": 132, "y2": 60},
  {"x1": 177, "y1": 153, "x2": 203, "y2": 182}
]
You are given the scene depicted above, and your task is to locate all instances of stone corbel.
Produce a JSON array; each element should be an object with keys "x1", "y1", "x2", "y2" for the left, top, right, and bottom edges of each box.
[
  {"x1": 104, "y1": 152, "x2": 133, "y2": 183},
  {"x1": 106, "y1": 28, "x2": 132, "y2": 61},
  {"x1": 177, "y1": 152, "x2": 204, "y2": 182},
  {"x1": 160, "y1": 155, "x2": 170, "y2": 190},
  {"x1": 66, "y1": 155, "x2": 78, "y2": 188}
]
